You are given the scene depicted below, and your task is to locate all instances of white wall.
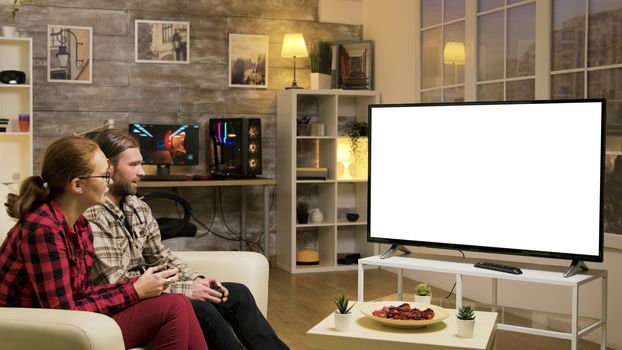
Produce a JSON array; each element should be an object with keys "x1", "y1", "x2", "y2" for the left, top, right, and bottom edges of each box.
[
  {"x1": 357, "y1": 1, "x2": 621, "y2": 348},
  {"x1": 318, "y1": 0, "x2": 362, "y2": 25}
]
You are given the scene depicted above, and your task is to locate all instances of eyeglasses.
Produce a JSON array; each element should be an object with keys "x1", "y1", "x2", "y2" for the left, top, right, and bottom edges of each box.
[{"x1": 79, "y1": 170, "x2": 111, "y2": 184}]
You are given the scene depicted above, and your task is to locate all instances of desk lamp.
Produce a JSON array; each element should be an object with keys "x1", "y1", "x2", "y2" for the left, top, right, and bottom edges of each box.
[
  {"x1": 337, "y1": 141, "x2": 353, "y2": 179},
  {"x1": 281, "y1": 33, "x2": 308, "y2": 89}
]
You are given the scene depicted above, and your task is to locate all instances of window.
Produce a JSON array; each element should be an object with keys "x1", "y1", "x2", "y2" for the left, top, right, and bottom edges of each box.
[{"x1": 420, "y1": 0, "x2": 465, "y2": 102}]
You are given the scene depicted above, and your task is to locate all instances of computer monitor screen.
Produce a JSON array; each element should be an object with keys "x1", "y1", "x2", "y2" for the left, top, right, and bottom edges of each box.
[
  {"x1": 129, "y1": 123, "x2": 200, "y2": 166},
  {"x1": 368, "y1": 99, "x2": 605, "y2": 263}
]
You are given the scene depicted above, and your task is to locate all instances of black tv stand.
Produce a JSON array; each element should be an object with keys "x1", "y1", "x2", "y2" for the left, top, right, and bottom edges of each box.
[
  {"x1": 379, "y1": 244, "x2": 412, "y2": 259},
  {"x1": 564, "y1": 259, "x2": 588, "y2": 278}
]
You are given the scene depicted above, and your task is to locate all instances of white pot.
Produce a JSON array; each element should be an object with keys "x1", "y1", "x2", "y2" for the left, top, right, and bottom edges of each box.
[
  {"x1": 414, "y1": 294, "x2": 432, "y2": 304},
  {"x1": 334, "y1": 311, "x2": 353, "y2": 332},
  {"x1": 310, "y1": 72, "x2": 331, "y2": 90},
  {"x1": 456, "y1": 318, "x2": 475, "y2": 338},
  {"x1": 2, "y1": 26, "x2": 17, "y2": 38}
]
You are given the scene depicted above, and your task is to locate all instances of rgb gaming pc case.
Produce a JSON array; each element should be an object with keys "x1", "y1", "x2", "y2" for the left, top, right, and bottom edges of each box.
[{"x1": 208, "y1": 118, "x2": 262, "y2": 178}]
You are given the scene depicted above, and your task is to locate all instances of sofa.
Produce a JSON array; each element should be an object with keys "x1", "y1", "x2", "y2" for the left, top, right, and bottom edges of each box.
[{"x1": 0, "y1": 183, "x2": 269, "y2": 350}]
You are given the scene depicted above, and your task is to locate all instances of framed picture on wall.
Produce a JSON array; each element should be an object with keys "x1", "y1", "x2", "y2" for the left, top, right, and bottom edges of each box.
[
  {"x1": 335, "y1": 40, "x2": 374, "y2": 90},
  {"x1": 228, "y1": 33, "x2": 269, "y2": 88},
  {"x1": 47, "y1": 25, "x2": 93, "y2": 83},
  {"x1": 135, "y1": 20, "x2": 190, "y2": 64}
]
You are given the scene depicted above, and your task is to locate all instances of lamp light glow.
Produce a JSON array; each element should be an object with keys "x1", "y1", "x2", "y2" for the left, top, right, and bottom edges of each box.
[
  {"x1": 281, "y1": 33, "x2": 309, "y2": 89},
  {"x1": 443, "y1": 42, "x2": 465, "y2": 65}
]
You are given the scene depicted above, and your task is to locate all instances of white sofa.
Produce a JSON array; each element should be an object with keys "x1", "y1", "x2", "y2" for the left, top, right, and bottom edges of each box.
[{"x1": 0, "y1": 183, "x2": 269, "y2": 350}]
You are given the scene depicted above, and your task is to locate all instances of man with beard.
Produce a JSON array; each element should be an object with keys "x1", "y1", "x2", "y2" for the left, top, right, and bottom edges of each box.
[{"x1": 84, "y1": 129, "x2": 289, "y2": 350}]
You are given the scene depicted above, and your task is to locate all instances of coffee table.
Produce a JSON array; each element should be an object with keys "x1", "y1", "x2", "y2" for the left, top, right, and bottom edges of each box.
[{"x1": 306, "y1": 304, "x2": 497, "y2": 350}]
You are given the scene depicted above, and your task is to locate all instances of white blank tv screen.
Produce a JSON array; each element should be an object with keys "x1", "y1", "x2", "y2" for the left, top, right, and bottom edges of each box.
[{"x1": 368, "y1": 100, "x2": 604, "y2": 262}]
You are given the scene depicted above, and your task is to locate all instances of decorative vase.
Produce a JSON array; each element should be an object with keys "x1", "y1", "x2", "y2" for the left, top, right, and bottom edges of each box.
[
  {"x1": 310, "y1": 72, "x2": 331, "y2": 90},
  {"x1": 414, "y1": 294, "x2": 432, "y2": 304},
  {"x1": 334, "y1": 311, "x2": 353, "y2": 332},
  {"x1": 2, "y1": 26, "x2": 17, "y2": 38},
  {"x1": 346, "y1": 213, "x2": 359, "y2": 222},
  {"x1": 456, "y1": 318, "x2": 475, "y2": 338},
  {"x1": 309, "y1": 208, "x2": 324, "y2": 223}
]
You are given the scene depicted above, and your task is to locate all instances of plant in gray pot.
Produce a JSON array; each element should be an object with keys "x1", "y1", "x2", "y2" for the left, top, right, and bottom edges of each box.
[
  {"x1": 296, "y1": 201, "x2": 309, "y2": 224},
  {"x1": 2, "y1": 0, "x2": 30, "y2": 37},
  {"x1": 456, "y1": 304, "x2": 476, "y2": 338},
  {"x1": 309, "y1": 41, "x2": 332, "y2": 90},
  {"x1": 333, "y1": 293, "x2": 355, "y2": 332}
]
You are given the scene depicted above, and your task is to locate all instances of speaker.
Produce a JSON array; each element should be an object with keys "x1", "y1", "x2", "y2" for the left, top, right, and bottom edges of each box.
[{"x1": 0, "y1": 70, "x2": 26, "y2": 84}]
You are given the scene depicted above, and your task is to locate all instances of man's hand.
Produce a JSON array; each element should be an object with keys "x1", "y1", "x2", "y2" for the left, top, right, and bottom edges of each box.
[{"x1": 191, "y1": 277, "x2": 229, "y2": 303}]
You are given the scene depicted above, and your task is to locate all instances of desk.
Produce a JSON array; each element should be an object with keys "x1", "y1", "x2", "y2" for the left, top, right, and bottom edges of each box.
[
  {"x1": 306, "y1": 304, "x2": 497, "y2": 350},
  {"x1": 358, "y1": 255, "x2": 607, "y2": 350},
  {"x1": 138, "y1": 178, "x2": 276, "y2": 256}
]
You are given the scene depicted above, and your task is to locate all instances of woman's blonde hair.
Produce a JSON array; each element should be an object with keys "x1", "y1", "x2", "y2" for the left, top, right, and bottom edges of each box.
[{"x1": 5, "y1": 136, "x2": 100, "y2": 220}]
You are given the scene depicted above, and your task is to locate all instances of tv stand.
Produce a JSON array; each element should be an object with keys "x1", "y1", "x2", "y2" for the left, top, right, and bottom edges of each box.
[
  {"x1": 357, "y1": 255, "x2": 607, "y2": 350},
  {"x1": 564, "y1": 259, "x2": 589, "y2": 278},
  {"x1": 379, "y1": 244, "x2": 411, "y2": 259}
]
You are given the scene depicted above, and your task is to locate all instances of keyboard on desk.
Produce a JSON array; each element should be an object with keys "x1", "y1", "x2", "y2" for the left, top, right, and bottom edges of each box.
[{"x1": 141, "y1": 175, "x2": 188, "y2": 181}]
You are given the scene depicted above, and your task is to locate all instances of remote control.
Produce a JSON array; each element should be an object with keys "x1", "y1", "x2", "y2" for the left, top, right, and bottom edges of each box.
[{"x1": 474, "y1": 262, "x2": 523, "y2": 275}]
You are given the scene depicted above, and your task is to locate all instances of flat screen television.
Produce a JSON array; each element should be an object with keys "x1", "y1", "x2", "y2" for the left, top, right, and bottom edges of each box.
[
  {"x1": 129, "y1": 123, "x2": 200, "y2": 175},
  {"x1": 368, "y1": 99, "x2": 605, "y2": 276}
]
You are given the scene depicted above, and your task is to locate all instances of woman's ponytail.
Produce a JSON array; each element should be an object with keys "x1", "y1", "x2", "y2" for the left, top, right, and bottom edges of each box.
[{"x1": 5, "y1": 175, "x2": 50, "y2": 221}]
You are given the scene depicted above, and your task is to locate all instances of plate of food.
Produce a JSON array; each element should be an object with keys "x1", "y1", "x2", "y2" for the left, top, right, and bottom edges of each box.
[{"x1": 359, "y1": 301, "x2": 449, "y2": 328}]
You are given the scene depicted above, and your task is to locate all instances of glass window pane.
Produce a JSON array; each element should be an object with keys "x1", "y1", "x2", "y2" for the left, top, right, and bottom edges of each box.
[
  {"x1": 422, "y1": 27, "x2": 442, "y2": 89},
  {"x1": 507, "y1": 0, "x2": 529, "y2": 5},
  {"x1": 478, "y1": 12, "x2": 504, "y2": 81},
  {"x1": 588, "y1": 0, "x2": 622, "y2": 67},
  {"x1": 477, "y1": 82, "x2": 504, "y2": 101},
  {"x1": 443, "y1": 86, "x2": 464, "y2": 102},
  {"x1": 551, "y1": 73, "x2": 585, "y2": 99},
  {"x1": 552, "y1": 0, "x2": 585, "y2": 71},
  {"x1": 444, "y1": 21, "x2": 466, "y2": 85},
  {"x1": 422, "y1": 0, "x2": 442, "y2": 27},
  {"x1": 506, "y1": 79, "x2": 534, "y2": 100},
  {"x1": 421, "y1": 89, "x2": 442, "y2": 103},
  {"x1": 604, "y1": 152, "x2": 622, "y2": 234},
  {"x1": 507, "y1": 3, "x2": 535, "y2": 78},
  {"x1": 478, "y1": 0, "x2": 503, "y2": 12},
  {"x1": 445, "y1": 0, "x2": 465, "y2": 21},
  {"x1": 589, "y1": 68, "x2": 622, "y2": 127}
]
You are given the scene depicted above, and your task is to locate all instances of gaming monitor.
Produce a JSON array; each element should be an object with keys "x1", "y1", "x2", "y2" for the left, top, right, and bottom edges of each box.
[
  {"x1": 368, "y1": 99, "x2": 605, "y2": 267},
  {"x1": 129, "y1": 123, "x2": 200, "y2": 175}
]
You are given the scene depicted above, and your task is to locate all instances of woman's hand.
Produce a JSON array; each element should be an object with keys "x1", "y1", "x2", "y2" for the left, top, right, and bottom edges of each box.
[{"x1": 133, "y1": 265, "x2": 179, "y2": 299}]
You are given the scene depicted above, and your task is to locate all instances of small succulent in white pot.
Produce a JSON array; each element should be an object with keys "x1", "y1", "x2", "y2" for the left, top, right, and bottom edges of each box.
[
  {"x1": 333, "y1": 293, "x2": 355, "y2": 332},
  {"x1": 456, "y1": 304, "x2": 476, "y2": 338},
  {"x1": 414, "y1": 283, "x2": 432, "y2": 304}
]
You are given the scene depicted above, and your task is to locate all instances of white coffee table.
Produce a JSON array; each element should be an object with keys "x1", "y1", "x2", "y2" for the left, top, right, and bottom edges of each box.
[{"x1": 306, "y1": 304, "x2": 497, "y2": 350}]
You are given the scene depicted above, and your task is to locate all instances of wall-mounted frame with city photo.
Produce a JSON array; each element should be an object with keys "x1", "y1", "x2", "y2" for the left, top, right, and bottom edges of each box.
[
  {"x1": 47, "y1": 25, "x2": 93, "y2": 83},
  {"x1": 135, "y1": 20, "x2": 190, "y2": 64},
  {"x1": 228, "y1": 33, "x2": 268, "y2": 88},
  {"x1": 336, "y1": 40, "x2": 374, "y2": 90}
]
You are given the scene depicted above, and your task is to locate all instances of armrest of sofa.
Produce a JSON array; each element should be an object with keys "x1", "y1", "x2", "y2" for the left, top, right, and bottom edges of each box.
[
  {"x1": 0, "y1": 307, "x2": 126, "y2": 350},
  {"x1": 173, "y1": 251, "x2": 269, "y2": 317}
]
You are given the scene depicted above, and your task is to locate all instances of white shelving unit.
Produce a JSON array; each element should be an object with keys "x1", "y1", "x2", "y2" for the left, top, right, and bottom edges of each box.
[
  {"x1": 0, "y1": 37, "x2": 33, "y2": 184},
  {"x1": 276, "y1": 89, "x2": 380, "y2": 273}
]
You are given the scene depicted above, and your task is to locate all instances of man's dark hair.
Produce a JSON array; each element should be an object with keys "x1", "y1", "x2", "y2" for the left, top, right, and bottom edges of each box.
[{"x1": 95, "y1": 128, "x2": 139, "y2": 165}]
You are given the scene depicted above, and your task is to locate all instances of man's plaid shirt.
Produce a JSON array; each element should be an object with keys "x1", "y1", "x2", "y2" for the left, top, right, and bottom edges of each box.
[
  {"x1": 0, "y1": 199, "x2": 139, "y2": 314},
  {"x1": 84, "y1": 196, "x2": 200, "y2": 298}
]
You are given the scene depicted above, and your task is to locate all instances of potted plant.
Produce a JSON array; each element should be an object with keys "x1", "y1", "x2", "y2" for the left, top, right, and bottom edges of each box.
[
  {"x1": 3, "y1": 0, "x2": 30, "y2": 37},
  {"x1": 414, "y1": 283, "x2": 432, "y2": 304},
  {"x1": 345, "y1": 121, "x2": 368, "y2": 163},
  {"x1": 333, "y1": 293, "x2": 355, "y2": 331},
  {"x1": 456, "y1": 304, "x2": 476, "y2": 338},
  {"x1": 309, "y1": 40, "x2": 332, "y2": 90},
  {"x1": 296, "y1": 201, "x2": 309, "y2": 224}
]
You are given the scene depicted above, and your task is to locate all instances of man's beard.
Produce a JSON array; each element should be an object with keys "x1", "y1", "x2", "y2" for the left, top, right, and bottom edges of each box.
[{"x1": 108, "y1": 175, "x2": 137, "y2": 197}]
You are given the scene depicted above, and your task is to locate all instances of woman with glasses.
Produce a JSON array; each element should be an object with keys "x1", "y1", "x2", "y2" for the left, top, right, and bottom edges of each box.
[{"x1": 0, "y1": 136, "x2": 208, "y2": 350}]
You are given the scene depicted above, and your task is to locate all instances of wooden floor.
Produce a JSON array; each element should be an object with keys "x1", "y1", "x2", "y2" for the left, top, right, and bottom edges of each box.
[{"x1": 266, "y1": 265, "x2": 609, "y2": 350}]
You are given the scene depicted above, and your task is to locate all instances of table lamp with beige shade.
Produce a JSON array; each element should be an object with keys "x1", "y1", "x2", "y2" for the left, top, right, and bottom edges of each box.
[
  {"x1": 337, "y1": 141, "x2": 353, "y2": 179},
  {"x1": 281, "y1": 33, "x2": 308, "y2": 89}
]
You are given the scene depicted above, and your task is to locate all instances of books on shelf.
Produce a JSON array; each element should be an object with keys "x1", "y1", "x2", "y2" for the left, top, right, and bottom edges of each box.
[{"x1": 296, "y1": 167, "x2": 328, "y2": 180}]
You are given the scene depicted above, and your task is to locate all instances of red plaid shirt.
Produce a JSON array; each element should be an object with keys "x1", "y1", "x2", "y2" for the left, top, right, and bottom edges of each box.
[{"x1": 0, "y1": 199, "x2": 140, "y2": 315}]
